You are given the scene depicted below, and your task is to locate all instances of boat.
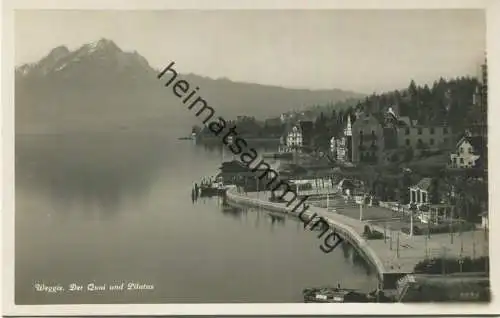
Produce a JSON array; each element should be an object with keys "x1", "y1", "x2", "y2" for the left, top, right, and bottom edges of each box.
[
  {"x1": 199, "y1": 184, "x2": 225, "y2": 197},
  {"x1": 303, "y1": 287, "x2": 371, "y2": 303},
  {"x1": 199, "y1": 176, "x2": 226, "y2": 197}
]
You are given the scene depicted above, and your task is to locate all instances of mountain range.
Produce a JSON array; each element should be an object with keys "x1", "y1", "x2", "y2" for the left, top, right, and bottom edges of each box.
[{"x1": 15, "y1": 38, "x2": 363, "y2": 134}]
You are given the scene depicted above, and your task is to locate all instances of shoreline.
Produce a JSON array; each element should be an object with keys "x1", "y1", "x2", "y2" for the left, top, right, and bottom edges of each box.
[
  {"x1": 224, "y1": 186, "x2": 489, "y2": 289},
  {"x1": 224, "y1": 186, "x2": 389, "y2": 286}
]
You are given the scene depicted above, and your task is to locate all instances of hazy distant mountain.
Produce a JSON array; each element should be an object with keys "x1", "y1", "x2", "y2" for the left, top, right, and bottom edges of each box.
[{"x1": 15, "y1": 38, "x2": 363, "y2": 134}]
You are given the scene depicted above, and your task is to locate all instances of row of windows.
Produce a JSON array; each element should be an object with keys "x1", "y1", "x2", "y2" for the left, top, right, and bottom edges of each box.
[
  {"x1": 404, "y1": 127, "x2": 449, "y2": 135},
  {"x1": 450, "y1": 157, "x2": 474, "y2": 168},
  {"x1": 404, "y1": 138, "x2": 448, "y2": 146},
  {"x1": 459, "y1": 147, "x2": 474, "y2": 154}
]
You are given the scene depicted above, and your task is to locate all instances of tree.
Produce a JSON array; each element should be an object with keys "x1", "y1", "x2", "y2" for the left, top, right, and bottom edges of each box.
[{"x1": 403, "y1": 147, "x2": 414, "y2": 162}]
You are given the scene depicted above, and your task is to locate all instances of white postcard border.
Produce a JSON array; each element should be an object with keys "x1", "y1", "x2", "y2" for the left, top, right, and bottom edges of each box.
[{"x1": 2, "y1": 0, "x2": 500, "y2": 316}]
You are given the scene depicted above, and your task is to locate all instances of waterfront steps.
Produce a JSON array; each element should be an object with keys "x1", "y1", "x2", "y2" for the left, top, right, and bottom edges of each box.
[{"x1": 225, "y1": 186, "x2": 489, "y2": 289}]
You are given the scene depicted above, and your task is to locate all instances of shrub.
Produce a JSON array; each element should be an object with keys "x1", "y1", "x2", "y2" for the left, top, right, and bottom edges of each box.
[
  {"x1": 363, "y1": 225, "x2": 371, "y2": 235},
  {"x1": 402, "y1": 222, "x2": 476, "y2": 236},
  {"x1": 363, "y1": 225, "x2": 384, "y2": 240},
  {"x1": 421, "y1": 222, "x2": 476, "y2": 235}
]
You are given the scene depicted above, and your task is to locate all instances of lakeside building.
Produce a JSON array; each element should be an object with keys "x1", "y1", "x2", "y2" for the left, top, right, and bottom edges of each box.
[
  {"x1": 409, "y1": 177, "x2": 431, "y2": 207},
  {"x1": 281, "y1": 123, "x2": 303, "y2": 153},
  {"x1": 351, "y1": 107, "x2": 453, "y2": 164},
  {"x1": 330, "y1": 136, "x2": 336, "y2": 156},
  {"x1": 397, "y1": 122, "x2": 452, "y2": 155},
  {"x1": 408, "y1": 177, "x2": 454, "y2": 224},
  {"x1": 217, "y1": 160, "x2": 280, "y2": 190},
  {"x1": 279, "y1": 120, "x2": 314, "y2": 153},
  {"x1": 449, "y1": 134, "x2": 485, "y2": 169},
  {"x1": 299, "y1": 120, "x2": 314, "y2": 148},
  {"x1": 351, "y1": 112, "x2": 385, "y2": 164}
]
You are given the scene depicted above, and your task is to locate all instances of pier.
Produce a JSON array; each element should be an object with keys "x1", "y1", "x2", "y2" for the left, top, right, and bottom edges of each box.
[{"x1": 224, "y1": 186, "x2": 489, "y2": 289}]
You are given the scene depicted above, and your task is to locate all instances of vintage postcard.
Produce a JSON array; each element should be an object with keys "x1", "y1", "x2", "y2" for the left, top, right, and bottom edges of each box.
[{"x1": 2, "y1": 0, "x2": 499, "y2": 316}]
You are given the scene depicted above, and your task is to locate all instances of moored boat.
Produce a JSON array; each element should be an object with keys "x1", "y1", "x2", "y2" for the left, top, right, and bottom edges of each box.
[
  {"x1": 198, "y1": 176, "x2": 226, "y2": 197},
  {"x1": 303, "y1": 287, "x2": 370, "y2": 303}
]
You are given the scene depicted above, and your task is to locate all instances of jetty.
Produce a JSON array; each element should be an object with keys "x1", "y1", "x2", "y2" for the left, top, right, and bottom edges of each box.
[{"x1": 224, "y1": 186, "x2": 489, "y2": 289}]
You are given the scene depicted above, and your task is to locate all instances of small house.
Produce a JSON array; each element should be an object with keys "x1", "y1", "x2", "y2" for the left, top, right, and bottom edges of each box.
[{"x1": 449, "y1": 135, "x2": 485, "y2": 169}]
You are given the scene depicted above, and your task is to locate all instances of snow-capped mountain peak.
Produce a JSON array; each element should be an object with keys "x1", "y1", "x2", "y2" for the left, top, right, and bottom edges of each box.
[{"x1": 16, "y1": 38, "x2": 148, "y2": 78}]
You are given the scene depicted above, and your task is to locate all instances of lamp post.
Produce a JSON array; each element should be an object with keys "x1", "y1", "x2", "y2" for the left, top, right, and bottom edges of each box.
[
  {"x1": 389, "y1": 227, "x2": 393, "y2": 250},
  {"x1": 384, "y1": 221, "x2": 387, "y2": 244},
  {"x1": 425, "y1": 234, "x2": 428, "y2": 259},
  {"x1": 359, "y1": 196, "x2": 364, "y2": 221},
  {"x1": 441, "y1": 246, "x2": 446, "y2": 275},
  {"x1": 450, "y1": 186, "x2": 455, "y2": 244},
  {"x1": 396, "y1": 231, "x2": 400, "y2": 258}
]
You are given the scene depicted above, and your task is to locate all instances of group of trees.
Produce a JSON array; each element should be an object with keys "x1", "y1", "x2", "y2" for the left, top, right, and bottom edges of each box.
[
  {"x1": 195, "y1": 115, "x2": 285, "y2": 139},
  {"x1": 309, "y1": 76, "x2": 485, "y2": 151},
  {"x1": 353, "y1": 164, "x2": 487, "y2": 222}
]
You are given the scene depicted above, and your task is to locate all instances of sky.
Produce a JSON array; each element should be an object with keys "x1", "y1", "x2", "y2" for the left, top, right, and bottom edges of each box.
[{"x1": 15, "y1": 9, "x2": 485, "y2": 93}]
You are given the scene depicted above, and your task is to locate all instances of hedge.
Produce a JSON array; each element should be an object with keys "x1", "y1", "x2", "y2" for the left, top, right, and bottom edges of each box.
[{"x1": 414, "y1": 256, "x2": 489, "y2": 274}]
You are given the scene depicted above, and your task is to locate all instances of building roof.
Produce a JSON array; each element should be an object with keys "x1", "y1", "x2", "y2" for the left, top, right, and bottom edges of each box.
[
  {"x1": 456, "y1": 135, "x2": 486, "y2": 155},
  {"x1": 282, "y1": 121, "x2": 301, "y2": 138},
  {"x1": 299, "y1": 120, "x2": 314, "y2": 132},
  {"x1": 411, "y1": 177, "x2": 432, "y2": 191},
  {"x1": 219, "y1": 160, "x2": 249, "y2": 173},
  {"x1": 398, "y1": 116, "x2": 411, "y2": 126},
  {"x1": 468, "y1": 136, "x2": 486, "y2": 154}
]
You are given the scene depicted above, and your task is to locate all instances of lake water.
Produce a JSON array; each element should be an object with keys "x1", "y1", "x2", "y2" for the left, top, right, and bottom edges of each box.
[{"x1": 15, "y1": 133, "x2": 378, "y2": 304}]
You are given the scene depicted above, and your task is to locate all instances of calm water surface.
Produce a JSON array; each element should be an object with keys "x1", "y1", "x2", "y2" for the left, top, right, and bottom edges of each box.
[{"x1": 15, "y1": 133, "x2": 378, "y2": 304}]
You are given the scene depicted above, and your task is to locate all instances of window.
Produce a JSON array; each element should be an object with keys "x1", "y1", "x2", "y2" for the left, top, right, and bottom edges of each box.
[
  {"x1": 430, "y1": 127, "x2": 435, "y2": 134},
  {"x1": 460, "y1": 147, "x2": 464, "y2": 153},
  {"x1": 405, "y1": 139, "x2": 410, "y2": 146},
  {"x1": 468, "y1": 147, "x2": 473, "y2": 154},
  {"x1": 418, "y1": 128, "x2": 423, "y2": 135},
  {"x1": 460, "y1": 158, "x2": 464, "y2": 164},
  {"x1": 422, "y1": 192, "x2": 427, "y2": 203},
  {"x1": 444, "y1": 127, "x2": 448, "y2": 134},
  {"x1": 405, "y1": 128, "x2": 410, "y2": 135},
  {"x1": 430, "y1": 138, "x2": 435, "y2": 145},
  {"x1": 418, "y1": 139, "x2": 423, "y2": 145}
]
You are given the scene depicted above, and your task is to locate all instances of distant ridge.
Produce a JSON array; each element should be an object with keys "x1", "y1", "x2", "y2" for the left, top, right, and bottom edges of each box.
[{"x1": 16, "y1": 38, "x2": 364, "y2": 134}]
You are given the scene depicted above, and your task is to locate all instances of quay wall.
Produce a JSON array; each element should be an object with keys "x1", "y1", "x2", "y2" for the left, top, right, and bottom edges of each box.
[{"x1": 225, "y1": 187, "x2": 391, "y2": 286}]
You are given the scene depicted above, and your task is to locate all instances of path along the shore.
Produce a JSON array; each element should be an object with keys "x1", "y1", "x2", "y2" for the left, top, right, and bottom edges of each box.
[{"x1": 226, "y1": 187, "x2": 489, "y2": 276}]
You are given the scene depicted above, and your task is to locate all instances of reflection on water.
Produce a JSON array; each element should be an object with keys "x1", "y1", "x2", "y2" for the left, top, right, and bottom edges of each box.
[
  {"x1": 215, "y1": 202, "x2": 374, "y2": 276},
  {"x1": 16, "y1": 133, "x2": 378, "y2": 304},
  {"x1": 16, "y1": 133, "x2": 174, "y2": 217}
]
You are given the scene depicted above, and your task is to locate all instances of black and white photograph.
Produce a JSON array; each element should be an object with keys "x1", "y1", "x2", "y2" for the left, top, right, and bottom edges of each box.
[{"x1": 2, "y1": 0, "x2": 499, "y2": 316}]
